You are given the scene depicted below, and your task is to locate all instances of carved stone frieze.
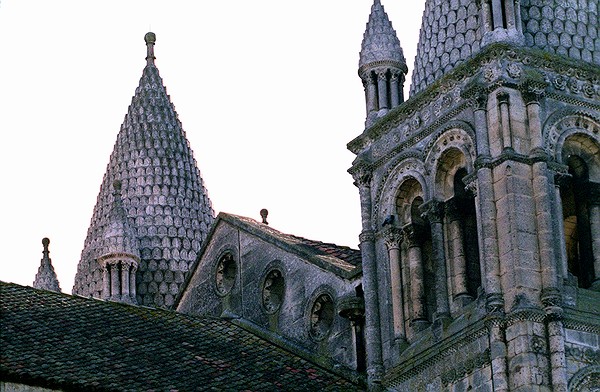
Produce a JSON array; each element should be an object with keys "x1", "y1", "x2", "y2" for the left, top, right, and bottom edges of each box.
[
  {"x1": 566, "y1": 346, "x2": 600, "y2": 365},
  {"x1": 440, "y1": 349, "x2": 491, "y2": 386}
]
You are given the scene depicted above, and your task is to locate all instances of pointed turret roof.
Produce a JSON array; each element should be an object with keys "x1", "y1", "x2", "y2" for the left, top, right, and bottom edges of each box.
[
  {"x1": 33, "y1": 238, "x2": 61, "y2": 292},
  {"x1": 98, "y1": 180, "x2": 140, "y2": 259},
  {"x1": 73, "y1": 33, "x2": 215, "y2": 308},
  {"x1": 359, "y1": 0, "x2": 406, "y2": 72}
]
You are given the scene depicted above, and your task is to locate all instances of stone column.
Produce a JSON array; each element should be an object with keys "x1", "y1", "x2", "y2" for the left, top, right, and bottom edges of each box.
[
  {"x1": 383, "y1": 227, "x2": 406, "y2": 340},
  {"x1": 486, "y1": 295, "x2": 509, "y2": 392},
  {"x1": 353, "y1": 170, "x2": 383, "y2": 388},
  {"x1": 121, "y1": 261, "x2": 131, "y2": 301},
  {"x1": 445, "y1": 199, "x2": 470, "y2": 302},
  {"x1": 542, "y1": 291, "x2": 568, "y2": 392},
  {"x1": 503, "y1": 0, "x2": 516, "y2": 29},
  {"x1": 403, "y1": 225, "x2": 429, "y2": 332},
  {"x1": 554, "y1": 172, "x2": 570, "y2": 279},
  {"x1": 130, "y1": 264, "x2": 138, "y2": 302},
  {"x1": 472, "y1": 92, "x2": 502, "y2": 298},
  {"x1": 390, "y1": 71, "x2": 403, "y2": 108},
  {"x1": 363, "y1": 74, "x2": 377, "y2": 116},
  {"x1": 491, "y1": 0, "x2": 506, "y2": 29},
  {"x1": 101, "y1": 262, "x2": 110, "y2": 299},
  {"x1": 497, "y1": 92, "x2": 512, "y2": 150},
  {"x1": 590, "y1": 185, "x2": 600, "y2": 290},
  {"x1": 523, "y1": 87, "x2": 545, "y2": 152},
  {"x1": 110, "y1": 262, "x2": 120, "y2": 300},
  {"x1": 377, "y1": 71, "x2": 388, "y2": 113},
  {"x1": 421, "y1": 200, "x2": 451, "y2": 319}
]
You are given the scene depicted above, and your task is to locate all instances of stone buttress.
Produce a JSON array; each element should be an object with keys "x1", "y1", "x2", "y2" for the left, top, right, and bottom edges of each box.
[{"x1": 73, "y1": 33, "x2": 215, "y2": 308}]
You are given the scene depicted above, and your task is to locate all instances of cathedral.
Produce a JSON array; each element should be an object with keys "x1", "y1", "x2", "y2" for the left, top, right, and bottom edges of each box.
[{"x1": 2, "y1": 0, "x2": 599, "y2": 391}]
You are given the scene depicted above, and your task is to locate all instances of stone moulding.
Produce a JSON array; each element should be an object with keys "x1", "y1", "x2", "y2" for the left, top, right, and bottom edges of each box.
[{"x1": 383, "y1": 319, "x2": 489, "y2": 387}]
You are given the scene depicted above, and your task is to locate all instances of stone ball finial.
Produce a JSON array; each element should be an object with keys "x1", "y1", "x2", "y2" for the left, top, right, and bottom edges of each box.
[
  {"x1": 42, "y1": 237, "x2": 50, "y2": 247},
  {"x1": 260, "y1": 209, "x2": 269, "y2": 225},
  {"x1": 144, "y1": 32, "x2": 156, "y2": 45}
]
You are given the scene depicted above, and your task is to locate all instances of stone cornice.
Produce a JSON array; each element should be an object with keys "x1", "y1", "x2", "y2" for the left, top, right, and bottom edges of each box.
[{"x1": 347, "y1": 43, "x2": 600, "y2": 158}]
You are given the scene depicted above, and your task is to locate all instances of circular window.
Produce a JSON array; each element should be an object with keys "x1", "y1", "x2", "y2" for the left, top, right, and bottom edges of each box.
[
  {"x1": 309, "y1": 294, "x2": 334, "y2": 340},
  {"x1": 215, "y1": 253, "x2": 236, "y2": 295},
  {"x1": 262, "y1": 270, "x2": 284, "y2": 314}
]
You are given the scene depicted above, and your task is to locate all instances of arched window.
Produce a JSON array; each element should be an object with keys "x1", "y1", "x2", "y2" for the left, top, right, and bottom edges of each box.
[
  {"x1": 561, "y1": 156, "x2": 595, "y2": 288},
  {"x1": 452, "y1": 168, "x2": 481, "y2": 299}
]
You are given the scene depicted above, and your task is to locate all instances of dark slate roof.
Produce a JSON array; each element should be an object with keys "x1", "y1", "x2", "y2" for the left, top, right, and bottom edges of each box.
[
  {"x1": 72, "y1": 33, "x2": 215, "y2": 308},
  {"x1": 0, "y1": 282, "x2": 363, "y2": 392},
  {"x1": 220, "y1": 213, "x2": 361, "y2": 277},
  {"x1": 359, "y1": 0, "x2": 406, "y2": 71}
]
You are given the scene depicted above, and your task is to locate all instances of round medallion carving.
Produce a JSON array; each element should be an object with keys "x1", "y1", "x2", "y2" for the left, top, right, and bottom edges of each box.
[
  {"x1": 262, "y1": 269, "x2": 284, "y2": 314},
  {"x1": 215, "y1": 253, "x2": 236, "y2": 295},
  {"x1": 309, "y1": 294, "x2": 334, "y2": 340}
]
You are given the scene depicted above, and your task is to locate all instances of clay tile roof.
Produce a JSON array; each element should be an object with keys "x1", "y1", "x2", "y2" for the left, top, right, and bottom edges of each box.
[{"x1": 0, "y1": 282, "x2": 363, "y2": 391}]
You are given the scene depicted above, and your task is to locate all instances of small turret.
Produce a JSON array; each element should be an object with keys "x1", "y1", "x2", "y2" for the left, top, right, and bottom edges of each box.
[
  {"x1": 359, "y1": 0, "x2": 408, "y2": 127},
  {"x1": 98, "y1": 180, "x2": 140, "y2": 304},
  {"x1": 32, "y1": 238, "x2": 61, "y2": 292}
]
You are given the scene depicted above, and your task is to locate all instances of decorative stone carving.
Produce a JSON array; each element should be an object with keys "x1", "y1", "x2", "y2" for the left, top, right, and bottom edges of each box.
[
  {"x1": 309, "y1": 294, "x2": 335, "y2": 341},
  {"x1": 262, "y1": 269, "x2": 284, "y2": 314},
  {"x1": 420, "y1": 200, "x2": 445, "y2": 224},
  {"x1": 215, "y1": 253, "x2": 236, "y2": 296}
]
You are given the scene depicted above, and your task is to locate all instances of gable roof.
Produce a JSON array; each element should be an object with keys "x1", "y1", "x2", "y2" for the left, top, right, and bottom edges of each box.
[
  {"x1": 196, "y1": 213, "x2": 362, "y2": 280},
  {"x1": 0, "y1": 282, "x2": 362, "y2": 391}
]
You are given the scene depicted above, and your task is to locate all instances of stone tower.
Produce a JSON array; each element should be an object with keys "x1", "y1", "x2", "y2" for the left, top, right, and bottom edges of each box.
[
  {"x1": 349, "y1": 0, "x2": 600, "y2": 390},
  {"x1": 73, "y1": 32, "x2": 215, "y2": 308},
  {"x1": 32, "y1": 238, "x2": 61, "y2": 292}
]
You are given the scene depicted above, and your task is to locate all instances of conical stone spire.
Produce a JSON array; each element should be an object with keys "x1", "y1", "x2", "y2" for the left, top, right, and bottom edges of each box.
[
  {"x1": 359, "y1": 0, "x2": 408, "y2": 127},
  {"x1": 73, "y1": 33, "x2": 215, "y2": 308},
  {"x1": 359, "y1": 0, "x2": 406, "y2": 71},
  {"x1": 33, "y1": 238, "x2": 61, "y2": 292}
]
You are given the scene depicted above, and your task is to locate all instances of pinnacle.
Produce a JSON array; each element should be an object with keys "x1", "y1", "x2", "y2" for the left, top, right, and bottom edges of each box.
[
  {"x1": 33, "y1": 237, "x2": 61, "y2": 292},
  {"x1": 72, "y1": 35, "x2": 215, "y2": 308},
  {"x1": 359, "y1": 0, "x2": 406, "y2": 71}
]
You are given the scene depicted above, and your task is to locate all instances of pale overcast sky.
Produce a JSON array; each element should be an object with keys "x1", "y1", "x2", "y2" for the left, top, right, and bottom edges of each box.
[{"x1": 0, "y1": 1, "x2": 425, "y2": 292}]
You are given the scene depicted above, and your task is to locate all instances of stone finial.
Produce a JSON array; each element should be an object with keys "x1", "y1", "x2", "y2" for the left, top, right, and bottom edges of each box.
[
  {"x1": 260, "y1": 209, "x2": 269, "y2": 225},
  {"x1": 33, "y1": 237, "x2": 61, "y2": 292},
  {"x1": 145, "y1": 32, "x2": 156, "y2": 66}
]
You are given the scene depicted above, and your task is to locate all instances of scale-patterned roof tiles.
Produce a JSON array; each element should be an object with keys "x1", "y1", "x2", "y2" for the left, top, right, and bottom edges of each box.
[
  {"x1": 72, "y1": 33, "x2": 214, "y2": 308},
  {"x1": 0, "y1": 282, "x2": 362, "y2": 391},
  {"x1": 359, "y1": 0, "x2": 406, "y2": 71}
]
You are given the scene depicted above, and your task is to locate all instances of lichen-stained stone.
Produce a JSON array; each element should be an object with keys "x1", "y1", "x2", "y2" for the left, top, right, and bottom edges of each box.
[{"x1": 72, "y1": 33, "x2": 214, "y2": 308}]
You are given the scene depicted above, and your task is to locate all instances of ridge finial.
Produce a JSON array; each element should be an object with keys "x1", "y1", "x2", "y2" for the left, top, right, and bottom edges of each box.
[
  {"x1": 144, "y1": 32, "x2": 156, "y2": 66},
  {"x1": 42, "y1": 237, "x2": 50, "y2": 261}
]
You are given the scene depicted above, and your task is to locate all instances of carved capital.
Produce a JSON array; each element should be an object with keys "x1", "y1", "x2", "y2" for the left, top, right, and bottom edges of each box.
[
  {"x1": 420, "y1": 200, "x2": 445, "y2": 224},
  {"x1": 521, "y1": 82, "x2": 547, "y2": 104},
  {"x1": 352, "y1": 167, "x2": 373, "y2": 189},
  {"x1": 390, "y1": 70, "x2": 405, "y2": 83},
  {"x1": 444, "y1": 198, "x2": 463, "y2": 222},
  {"x1": 377, "y1": 70, "x2": 388, "y2": 81},
  {"x1": 359, "y1": 230, "x2": 375, "y2": 243},
  {"x1": 497, "y1": 92, "x2": 510, "y2": 105},
  {"x1": 554, "y1": 171, "x2": 572, "y2": 189},
  {"x1": 485, "y1": 293, "x2": 505, "y2": 315},
  {"x1": 382, "y1": 227, "x2": 403, "y2": 250},
  {"x1": 402, "y1": 224, "x2": 423, "y2": 248}
]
